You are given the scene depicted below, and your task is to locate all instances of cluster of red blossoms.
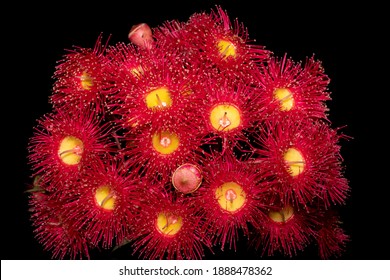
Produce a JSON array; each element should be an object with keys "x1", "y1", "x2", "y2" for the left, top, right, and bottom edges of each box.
[{"x1": 27, "y1": 6, "x2": 350, "y2": 260}]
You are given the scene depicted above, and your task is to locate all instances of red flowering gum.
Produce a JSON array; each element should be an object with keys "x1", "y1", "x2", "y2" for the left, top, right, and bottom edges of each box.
[
  {"x1": 129, "y1": 188, "x2": 211, "y2": 260},
  {"x1": 122, "y1": 122, "x2": 204, "y2": 184},
  {"x1": 253, "y1": 204, "x2": 318, "y2": 258},
  {"x1": 51, "y1": 34, "x2": 112, "y2": 114},
  {"x1": 195, "y1": 151, "x2": 268, "y2": 251},
  {"x1": 184, "y1": 6, "x2": 270, "y2": 83},
  {"x1": 107, "y1": 44, "x2": 203, "y2": 130},
  {"x1": 254, "y1": 55, "x2": 331, "y2": 121},
  {"x1": 316, "y1": 211, "x2": 349, "y2": 259},
  {"x1": 199, "y1": 79, "x2": 266, "y2": 155},
  {"x1": 61, "y1": 159, "x2": 139, "y2": 249},
  {"x1": 252, "y1": 116, "x2": 350, "y2": 207},
  {"x1": 27, "y1": 107, "x2": 113, "y2": 192},
  {"x1": 28, "y1": 191, "x2": 90, "y2": 259}
]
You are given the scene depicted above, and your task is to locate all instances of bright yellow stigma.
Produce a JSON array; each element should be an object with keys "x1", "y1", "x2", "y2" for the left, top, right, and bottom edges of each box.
[
  {"x1": 269, "y1": 206, "x2": 294, "y2": 223},
  {"x1": 215, "y1": 182, "x2": 246, "y2": 213},
  {"x1": 152, "y1": 131, "x2": 180, "y2": 155},
  {"x1": 80, "y1": 71, "x2": 93, "y2": 90},
  {"x1": 58, "y1": 136, "x2": 84, "y2": 165},
  {"x1": 210, "y1": 103, "x2": 241, "y2": 132},
  {"x1": 217, "y1": 39, "x2": 237, "y2": 59},
  {"x1": 156, "y1": 212, "x2": 183, "y2": 236},
  {"x1": 145, "y1": 87, "x2": 172, "y2": 109},
  {"x1": 94, "y1": 185, "x2": 116, "y2": 211},
  {"x1": 283, "y1": 147, "x2": 305, "y2": 177},
  {"x1": 273, "y1": 88, "x2": 294, "y2": 111}
]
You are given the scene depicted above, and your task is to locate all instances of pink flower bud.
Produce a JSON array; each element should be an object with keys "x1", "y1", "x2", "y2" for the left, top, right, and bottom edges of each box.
[{"x1": 128, "y1": 23, "x2": 153, "y2": 49}]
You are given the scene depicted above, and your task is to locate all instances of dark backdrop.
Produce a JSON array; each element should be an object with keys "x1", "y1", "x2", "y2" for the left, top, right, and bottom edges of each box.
[{"x1": 3, "y1": 0, "x2": 383, "y2": 260}]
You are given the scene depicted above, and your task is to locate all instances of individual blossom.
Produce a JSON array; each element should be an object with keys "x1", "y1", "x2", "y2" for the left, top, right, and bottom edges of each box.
[
  {"x1": 28, "y1": 189, "x2": 90, "y2": 259},
  {"x1": 251, "y1": 116, "x2": 350, "y2": 208},
  {"x1": 129, "y1": 187, "x2": 211, "y2": 260},
  {"x1": 107, "y1": 43, "x2": 203, "y2": 131},
  {"x1": 198, "y1": 78, "x2": 265, "y2": 156},
  {"x1": 51, "y1": 34, "x2": 113, "y2": 114},
  {"x1": 27, "y1": 106, "x2": 113, "y2": 192},
  {"x1": 61, "y1": 159, "x2": 139, "y2": 250},
  {"x1": 254, "y1": 54, "x2": 331, "y2": 121},
  {"x1": 316, "y1": 210, "x2": 349, "y2": 259},
  {"x1": 183, "y1": 6, "x2": 270, "y2": 84},
  {"x1": 252, "y1": 203, "x2": 318, "y2": 258},
  {"x1": 195, "y1": 151, "x2": 268, "y2": 251},
  {"x1": 121, "y1": 121, "x2": 204, "y2": 185}
]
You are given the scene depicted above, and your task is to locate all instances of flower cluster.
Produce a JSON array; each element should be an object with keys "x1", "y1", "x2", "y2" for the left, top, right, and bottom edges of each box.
[{"x1": 27, "y1": 6, "x2": 350, "y2": 260}]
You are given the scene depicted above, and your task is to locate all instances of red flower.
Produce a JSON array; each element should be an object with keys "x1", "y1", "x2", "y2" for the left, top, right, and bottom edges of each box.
[
  {"x1": 316, "y1": 211, "x2": 349, "y2": 259},
  {"x1": 28, "y1": 107, "x2": 113, "y2": 192},
  {"x1": 51, "y1": 34, "x2": 112, "y2": 114},
  {"x1": 253, "y1": 203, "x2": 318, "y2": 257},
  {"x1": 121, "y1": 122, "x2": 204, "y2": 184},
  {"x1": 26, "y1": 6, "x2": 351, "y2": 260},
  {"x1": 195, "y1": 151, "x2": 268, "y2": 251},
  {"x1": 252, "y1": 116, "x2": 350, "y2": 207},
  {"x1": 153, "y1": 6, "x2": 270, "y2": 86},
  {"x1": 185, "y1": 6, "x2": 270, "y2": 83},
  {"x1": 28, "y1": 191, "x2": 90, "y2": 259},
  {"x1": 107, "y1": 43, "x2": 203, "y2": 131},
  {"x1": 255, "y1": 54, "x2": 331, "y2": 121},
  {"x1": 198, "y1": 78, "x2": 265, "y2": 156},
  {"x1": 58, "y1": 159, "x2": 138, "y2": 250},
  {"x1": 129, "y1": 188, "x2": 211, "y2": 259}
]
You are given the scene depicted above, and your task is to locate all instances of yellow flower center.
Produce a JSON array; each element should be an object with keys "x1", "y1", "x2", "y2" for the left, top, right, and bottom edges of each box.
[
  {"x1": 217, "y1": 39, "x2": 237, "y2": 59},
  {"x1": 94, "y1": 185, "x2": 116, "y2": 211},
  {"x1": 283, "y1": 147, "x2": 305, "y2": 177},
  {"x1": 273, "y1": 88, "x2": 294, "y2": 111},
  {"x1": 152, "y1": 131, "x2": 180, "y2": 155},
  {"x1": 145, "y1": 87, "x2": 172, "y2": 109},
  {"x1": 209, "y1": 103, "x2": 241, "y2": 132},
  {"x1": 156, "y1": 212, "x2": 183, "y2": 236},
  {"x1": 268, "y1": 206, "x2": 294, "y2": 223},
  {"x1": 58, "y1": 136, "x2": 84, "y2": 165},
  {"x1": 80, "y1": 71, "x2": 93, "y2": 90},
  {"x1": 215, "y1": 182, "x2": 246, "y2": 213}
]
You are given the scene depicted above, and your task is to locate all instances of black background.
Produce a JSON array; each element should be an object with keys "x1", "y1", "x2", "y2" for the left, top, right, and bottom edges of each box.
[{"x1": 3, "y1": 0, "x2": 386, "y2": 260}]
